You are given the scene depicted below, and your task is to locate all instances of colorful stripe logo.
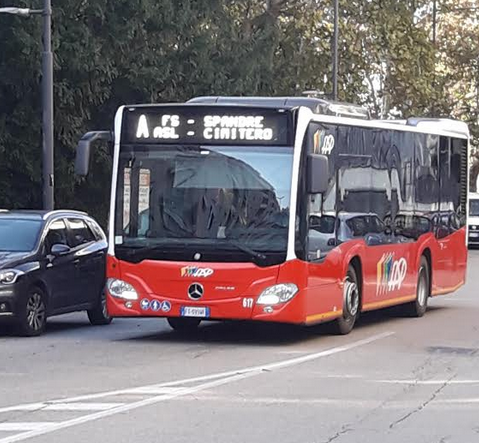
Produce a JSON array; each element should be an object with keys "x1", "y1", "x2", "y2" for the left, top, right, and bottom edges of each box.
[
  {"x1": 180, "y1": 266, "x2": 214, "y2": 278},
  {"x1": 377, "y1": 253, "x2": 407, "y2": 295}
]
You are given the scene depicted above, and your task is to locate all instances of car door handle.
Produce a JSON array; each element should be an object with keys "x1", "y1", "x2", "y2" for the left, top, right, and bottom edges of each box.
[{"x1": 73, "y1": 258, "x2": 80, "y2": 265}]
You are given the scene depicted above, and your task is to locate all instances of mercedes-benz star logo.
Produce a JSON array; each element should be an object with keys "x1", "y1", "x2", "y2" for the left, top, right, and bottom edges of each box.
[{"x1": 188, "y1": 283, "x2": 204, "y2": 300}]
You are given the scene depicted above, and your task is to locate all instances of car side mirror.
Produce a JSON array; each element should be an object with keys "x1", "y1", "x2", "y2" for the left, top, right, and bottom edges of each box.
[
  {"x1": 327, "y1": 238, "x2": 337, "y2": 247},
  {"x1": 51, "y1": 244, "x2": 71, "y2": 257},
  {"x1": 307, "y1": 154, "x2": 329, "y2": 194},
  {"x1": 366, "y1": 234, "x2": 383, "y2": 246}
]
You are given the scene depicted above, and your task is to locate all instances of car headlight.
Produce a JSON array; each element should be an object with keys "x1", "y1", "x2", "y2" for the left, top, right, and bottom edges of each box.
[
  {"x1": 256, "y1": 283, "x2": 299, "y2": 305},
  {"x1": 107, "y1": 278, "x2": 138, "y2": 300},
  {"x1": 0, "y1": 269, "x2": 24, "y2": 285}
]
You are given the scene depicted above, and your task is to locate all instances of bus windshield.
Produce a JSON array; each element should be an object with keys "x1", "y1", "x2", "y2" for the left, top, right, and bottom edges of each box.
[
  {"x1": 115, "y1": 145, "x2": 293, "y2": 265},
  {"x1": 470, "y1": 199, "x2": 479, "y2": 217}
]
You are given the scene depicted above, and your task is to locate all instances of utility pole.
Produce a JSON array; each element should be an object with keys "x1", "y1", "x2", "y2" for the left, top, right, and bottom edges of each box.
[
  {"x1": 42, "y1": 0, "x2": 54, "y2": 210},
  {"x1": 431, "y1": 0, "x2": 437, "y2": 117},
  {"x1": 0, "y1": 1, "x2": 54, "y2": 210},
  {"x1": 332, "y1": 0, "x2": 339, "y2": 100}
]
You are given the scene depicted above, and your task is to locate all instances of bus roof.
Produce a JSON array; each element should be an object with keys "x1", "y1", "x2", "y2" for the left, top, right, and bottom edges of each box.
[
  {"x1": 187, "y1": 96, "x2": 370, "y2": 119},
  {"x1": 188, "y1": 96, "x2": 469, "y2": 139}
]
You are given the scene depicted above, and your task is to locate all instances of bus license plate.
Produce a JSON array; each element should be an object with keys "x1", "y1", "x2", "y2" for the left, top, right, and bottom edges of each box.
[{"x1": 180, "y1": 306, "x2": 210, "y2": 318}]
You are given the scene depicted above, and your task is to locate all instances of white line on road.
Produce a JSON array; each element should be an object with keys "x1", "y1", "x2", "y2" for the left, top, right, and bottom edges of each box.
[
  {"x1": 123, "y1": 387, "x2": 186, "y2": 395},
  {"x1": 0, "y1": 405, "x2": 45, "y2": 414},
  {"x1": 43, "y1": 402, "x2": 125, "y2": 411},
  {"x1": 0, "y1": 424, "x2": 58, "y2": 432},
  {"x1": 0, "y1": 331, "x2": 393, "y2": 443},
  {"x1": 439, "y1": 398, "x2": 479, "y2": 404},
  {"x1": 373, "y1": 379, "x2": 479, "y2": 385}
]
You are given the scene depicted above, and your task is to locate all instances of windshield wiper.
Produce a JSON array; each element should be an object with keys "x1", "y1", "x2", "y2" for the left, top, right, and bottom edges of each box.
[
  {"x1": 222, "y1": 240, "x2": 267, "y2": 261},
  {"x1": 117, "y1": 240, "x2": 187, "y2": 254},
  {"x1": 117, "y1": 239, "x2": 268, "y2": 263}
]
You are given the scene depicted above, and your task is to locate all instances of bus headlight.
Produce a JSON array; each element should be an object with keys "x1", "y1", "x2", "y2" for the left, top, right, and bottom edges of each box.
[
  {"x1": 0, "y1": 269, "x2": 23, "y2": 285},
  {"x1": 107, "y1": 278, "x2": 138, "y2": 301},
  {"x1": 256, "y1": 283, "x2": 299, "y2": 305}
]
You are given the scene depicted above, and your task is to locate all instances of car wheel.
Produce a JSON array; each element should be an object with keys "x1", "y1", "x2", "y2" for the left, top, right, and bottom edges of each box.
[
  {"x1": 330, "y1": 265, "x2": 360, "y2": 335},
  {"x1": 167, "y1": 317, "x2": 201, "y2": 334},
  {"x1": 87, "y1": 290, "x2": 112, "y2": 326},
  {"x1": 17, "y1": 287, "x2": 47, "y2": 337},
  {"x1": 402, "y1": 256, "x2": 429, "y2": 317}
]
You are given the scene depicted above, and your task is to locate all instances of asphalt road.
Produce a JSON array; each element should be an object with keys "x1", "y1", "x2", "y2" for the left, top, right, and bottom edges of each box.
[{"x1": 1, "y1": 253, "x2": 479, "y2": 443}]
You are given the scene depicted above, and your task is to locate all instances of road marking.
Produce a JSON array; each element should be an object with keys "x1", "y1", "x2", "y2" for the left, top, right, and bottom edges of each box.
[
  {"x1": 158, "y1": 393, "x2": 479, "y2": 407},
  {"x1": 0, "y1": 404, "x2": 45, "y2": 414},
  {"x1": 123, "y1": 387, "x2": 185, "y2": 395},
  {"x1": 373, "y1": 379, "x2": 479, "y2": 385},
  {"x1": 0, "y1": 331, "x2": 393, "y2": 443},
  {"x1": 439, "y1": 398, "x2": 479, "y2": 404},
  {"x1": 43, "y1": 402, "x2": 124, "y2": 411},
  {"x1": 0, "y1": 424, "x2": 58, "y2": 432}
]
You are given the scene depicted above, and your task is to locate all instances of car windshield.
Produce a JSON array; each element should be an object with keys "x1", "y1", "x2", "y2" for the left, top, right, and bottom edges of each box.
[
  {"x1": 115, "y1": 145, "x2": 293, "y2": 265},
  {"x1": 470, "y1": 199, "x2": 479, "y2": 217},
  {"x1": 0, "y1": 219, "x2": 42, "y2": 252}
]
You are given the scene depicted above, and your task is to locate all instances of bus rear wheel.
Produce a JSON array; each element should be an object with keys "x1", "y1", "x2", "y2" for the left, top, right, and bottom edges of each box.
[
  {"x1": 402, "y1": 256, "x2": 429, "y2": 317},
  {"x1": 331, "y1": 265, "x2": 360, "y2": 335},
  {"x1": 167, "y1": 317, "x2": 201, "y2": 333}
]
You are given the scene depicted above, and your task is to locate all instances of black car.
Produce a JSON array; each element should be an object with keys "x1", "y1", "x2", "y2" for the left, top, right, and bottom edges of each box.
[{"x1": 0, "y1": 210, "x2": 110, "y2": 336}]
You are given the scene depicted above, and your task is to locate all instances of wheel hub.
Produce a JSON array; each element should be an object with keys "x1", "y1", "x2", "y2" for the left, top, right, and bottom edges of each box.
[
  {"x1": 344, "y1": 279, "x2": 359, "y2": 317},
  {"x1": 26, "y1": 293, "x2": 46, "y2": 331}
]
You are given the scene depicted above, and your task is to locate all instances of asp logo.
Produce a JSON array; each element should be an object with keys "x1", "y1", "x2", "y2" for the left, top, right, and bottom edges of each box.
[
  {"x1": 313, "y1": 130, "x2": 335, "y2": 155},
  {"x1": 376, "y1": 253, "x2": 407, "y2": 294},
  {"x1": 181, "y1": 266, "x2": 214, "y2": 278}
]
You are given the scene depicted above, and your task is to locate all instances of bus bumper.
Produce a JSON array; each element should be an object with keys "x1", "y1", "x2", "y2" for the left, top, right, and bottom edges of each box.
[{"x1": 106, "y1": 291, "x2": 306, "y2": 324}]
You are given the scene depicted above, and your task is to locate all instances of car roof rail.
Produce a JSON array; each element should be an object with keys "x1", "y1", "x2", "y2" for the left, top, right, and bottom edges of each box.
[{"x1": 42, "y1": 209, "x2": 88, "y2": 220}]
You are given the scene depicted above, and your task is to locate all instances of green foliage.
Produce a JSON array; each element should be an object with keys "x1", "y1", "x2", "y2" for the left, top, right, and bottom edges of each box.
[{"x1": 0, "y1": 0, "x2": 477, "y2": 226}]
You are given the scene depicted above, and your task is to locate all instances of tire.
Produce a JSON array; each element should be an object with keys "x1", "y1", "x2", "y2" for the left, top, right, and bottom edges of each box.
[
  {"x1": 16, "y1": 286, "x2": 47, "y2": 337},
  {"x1": 331, "y1": 265, "x2": 361, "y2": 335},
  {"x1": 167, "y1": 317, "x2": 201, "y2": 333},
  {"x1": 87, "y1": 290, "x2": 112, "y2": 326},
  {"x1": 402, "y1": 256, "x2": 429, "y2": 317}
]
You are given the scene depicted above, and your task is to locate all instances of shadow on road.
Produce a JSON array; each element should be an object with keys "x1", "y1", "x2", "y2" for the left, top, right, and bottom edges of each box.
[
  {"x1": 116, "y1": 304, "x2": 448, "y2": 346},
  {"x1": 0, "y1": 315, "x2": 98, "y2": 338},
  {"x1": 0, "y1": 303, "x2": 449, "y2": 342}
]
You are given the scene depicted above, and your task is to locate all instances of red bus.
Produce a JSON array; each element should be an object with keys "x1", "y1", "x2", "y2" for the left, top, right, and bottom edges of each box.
[{"x1": 76, "y1": 97, "x2": 469, "y2": 334}]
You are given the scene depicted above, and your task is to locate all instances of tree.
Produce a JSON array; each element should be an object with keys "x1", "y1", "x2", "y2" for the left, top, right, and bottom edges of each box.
[{"x1": 1, "y1": 0, "x2": 477, "y2": 223}]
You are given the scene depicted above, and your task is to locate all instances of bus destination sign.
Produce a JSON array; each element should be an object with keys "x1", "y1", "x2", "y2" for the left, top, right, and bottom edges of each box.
[{"x1": 122, "y1": 106, "x2": 290, "y2": 146}]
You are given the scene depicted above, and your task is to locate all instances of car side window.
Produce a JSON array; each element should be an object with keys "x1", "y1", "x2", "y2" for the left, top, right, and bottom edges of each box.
[
  {"x1": 67, "y1": 218, "x2": 96, "y2": 247},
  {"x1": 87, "y1": 219, "x2": 105, "y2": 241},
  {"x1": 44, "y1": 219, "x2": 69, "y2": 253}
]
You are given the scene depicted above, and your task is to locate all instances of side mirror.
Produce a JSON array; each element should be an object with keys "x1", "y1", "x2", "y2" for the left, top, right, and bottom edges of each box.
[
  {"x1": 366, "y1": 234, "x2": 383, "y2": 246},
  {"x1": 436, "y1": 226, "x2": 450, "y2": 239},
  {"x1": 327, "y1": 238, "x2": 337, "y2": 247},
  {"x1": 309, "y1": 215, "x2": 321, "y2": 228},
  {"x1": 306, "y1": 154, "x2": 329, "y2": 194},
  {"x1": 51, "y1": 244, "x2": 71, "y2": 257},
  {"x1": 75, "y1": 131, "x2": 112, "y2": 176}
]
